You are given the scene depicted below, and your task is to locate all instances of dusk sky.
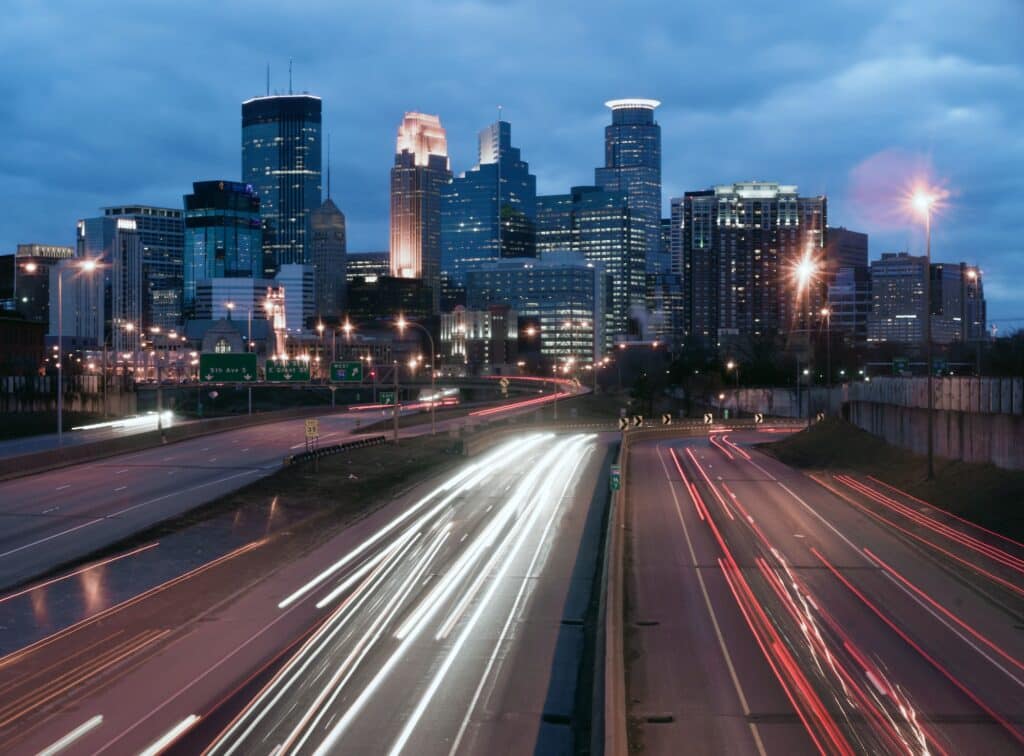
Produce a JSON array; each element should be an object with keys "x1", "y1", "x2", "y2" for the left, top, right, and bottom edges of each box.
[{"x1": 2, "y1": 0, "x2": 1021, "y2": 322}]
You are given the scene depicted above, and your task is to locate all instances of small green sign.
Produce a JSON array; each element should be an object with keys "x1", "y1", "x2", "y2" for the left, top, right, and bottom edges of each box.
[
  {"x1": 199, "y1": 353, "x2": 257, "y2": 383},
  {"x1": 330, "y1": 361, "x2": 363, "y2": 383},
  {"x1": 379, "y1": 390, "x2": 396, "y2": 405},
  {"x1": 893, "y1": 356, "x2": 910, "y2": 375},
  {"x1": 266, "y1": 359, "x2": 311, "y2": 382},
  {"x1": 932, "y1": 357, "x2": 948, "y2": 375},
  {"x1": 610, "y1": 464, "x2": 621, "y2": 491}
]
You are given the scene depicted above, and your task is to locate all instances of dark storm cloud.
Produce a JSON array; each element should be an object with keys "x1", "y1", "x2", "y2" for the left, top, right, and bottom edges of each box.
[{"x1": 1, "y1": 0, "x2": 1021, "y2": 319}]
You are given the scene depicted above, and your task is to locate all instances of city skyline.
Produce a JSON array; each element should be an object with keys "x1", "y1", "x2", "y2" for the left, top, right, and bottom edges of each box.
[{"x1": 0, "y1": 1, "x2": 1020, "y2": 322}]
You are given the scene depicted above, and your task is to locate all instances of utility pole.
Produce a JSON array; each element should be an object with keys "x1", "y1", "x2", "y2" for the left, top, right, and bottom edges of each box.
[{"x1": 392, "y1": 360, "x2": 400, "y2": 443}]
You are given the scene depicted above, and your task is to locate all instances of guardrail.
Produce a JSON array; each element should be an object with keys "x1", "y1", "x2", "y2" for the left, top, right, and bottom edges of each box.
[
  {"x1": 284, "y1": 435, "x2": 386, "y2": 466},
  {"x1": 597, "y1": 418, "x2": 805, "y2": 755}
]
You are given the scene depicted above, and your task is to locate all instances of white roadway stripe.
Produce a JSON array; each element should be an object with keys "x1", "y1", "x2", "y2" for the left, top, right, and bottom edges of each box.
[
  {"x1": 445, "y1": 439, "x2": 595, "y2": 756},
  {"x1": 312, "y1": 435, "x2": 587, "y2": 755},
  {"x1": 0, "y1": 469, "x2": 262, "y2": 561},
  {"x1": 138, "y1": 714, "x2": 199, "y2": 756},
  {"x1": 656, "y1": 442, "x2": 768, "y2": 756},
  {"x1": 37, "y1": 715, "x2": 104, "y2": 756}
]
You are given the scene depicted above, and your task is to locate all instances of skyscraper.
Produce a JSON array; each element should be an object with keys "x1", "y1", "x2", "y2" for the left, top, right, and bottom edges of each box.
[
  {"x1": 390, "y1": 113, "x2": 451, "y2": 312},
  {"x1": 102, "y1": 206, "x2": 184, "y2": 329},
  {"x1": 678, "y1": 182, "x2": 826, "y2": 349},
  {"x1": 76, "y1": 216, "x2": 143, "y2": 353},
  {"x1": 595, "y1": 99, "x2": 662, "y2": 274},
  {"x1": 11, "y1": 244, "x2": 74, "y2": 324},
  {"x1": 536, "y1": 185, "x2": 643, "y2": 344},
  {"x1": 242, "y1": 94, "x2": 322, "y2": 275},
  {"x1": 441, "y1": 120, "x2": 536, "y2": 289},
  {"x1": 311, "y1": 198, "x2": 347, "y2": 318},
  {"x1": 182, "y1": 181, "x2": 263, "y2": 314}
]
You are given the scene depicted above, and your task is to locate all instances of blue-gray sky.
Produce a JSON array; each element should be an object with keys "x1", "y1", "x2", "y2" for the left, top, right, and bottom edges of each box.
[{"x1": 2, "y1": 0, "x2": 1022, "y2": 322}]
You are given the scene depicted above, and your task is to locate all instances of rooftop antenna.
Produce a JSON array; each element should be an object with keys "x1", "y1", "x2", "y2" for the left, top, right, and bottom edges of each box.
[
  {"x1": 289, "y1": 58, "x2": 293, "y2": 95},
  {"x1": 266, "y1": 63, "x2": 270, "y2": 96},
  {"x1": 496, "y1": 105, "x2": 502, "y2": 257}
]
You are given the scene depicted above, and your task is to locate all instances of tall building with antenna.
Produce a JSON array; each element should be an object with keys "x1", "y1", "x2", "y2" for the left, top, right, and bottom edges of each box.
[
  {"x1": 390, "y1": 112, "x2": 451, "y2": 313},
  {"x1": 311, "y1": 137, "x2": 347, "y2": 319},
  {"x1": 241, "y1": 81, "x2": 322, "y2": 277}
]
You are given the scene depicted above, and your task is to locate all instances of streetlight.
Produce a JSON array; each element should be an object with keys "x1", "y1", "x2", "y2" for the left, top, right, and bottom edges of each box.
[
  {"x1": 396, "y1": 315, "x2": 436, "y2": 436},
  {"x1": 56, "y1": 258, "x2": 99, "y2": 445},
  {"x1": 820, "y1": 306, "x2": 832, "y2": 396},
  {"x1": 912, "y1": 188, "x2": 938, "y2": 479},
  {"x1": 726, "y1": 359, "x2": 739, "y2": 389}
]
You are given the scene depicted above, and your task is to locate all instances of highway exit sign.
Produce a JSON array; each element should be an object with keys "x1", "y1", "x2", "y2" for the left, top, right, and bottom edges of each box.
[
  {"x1": 610, "y1": 464, "x2": 621, "y2": 491},
  {"x1": 199, "y1": 353, "x2": 257, "y2": 383},
  {"x1": 379, "y1": 390, "x2": 396, "y2": 405},
  {"x1": 266, "y1": 359, "x2": 311, "y2": 382},
  {"x1": 330, "y1": 361, "x2": 363, "y2": 383}
]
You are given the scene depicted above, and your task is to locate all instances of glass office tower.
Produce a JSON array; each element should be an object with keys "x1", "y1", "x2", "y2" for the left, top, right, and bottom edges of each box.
[
  {"x1": 390, "y1": 112, "x2": 451, "y2": 313},
  {"x1": 441, "y1": 120, "x2": 536, "y2": 288},
  {"x1": 102, "y1": 206, "x2": 184, "y2": 328},
  {"x1": 241, "y1": 94, "x2": 322, "y2": 275},
  {"x1": 182, "y1": 181, "x2": 262, "y2": 314},
  {"x1": 595, "y1": 99, "x2": 662, "y2": 274}
]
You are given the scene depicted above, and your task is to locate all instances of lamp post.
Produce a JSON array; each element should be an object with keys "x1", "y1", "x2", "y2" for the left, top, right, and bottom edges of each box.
[
  {"x1": 914, "y1": 190, "x2": 937, "y2": 480},
  {"x1": 316, "y1": 321, "x2": 325, "y2": 381},
  {"x1": 56, "y1": 258, "x2": 99, "y2": 446},
  {"x1": 396, "y1": 316, "x2": 436, "y2": 436}
]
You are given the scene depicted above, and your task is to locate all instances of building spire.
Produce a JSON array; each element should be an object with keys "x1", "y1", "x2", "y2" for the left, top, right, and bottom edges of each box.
[
  {"x1": 266, "y1": 63, "x2": 270, "y2": 96},
  {"x1": 288, "y1": 58, "x2": 293, "y2": 94},
  {"x1": 327, "y1": 133, "x2": 332, "y2": 199}
]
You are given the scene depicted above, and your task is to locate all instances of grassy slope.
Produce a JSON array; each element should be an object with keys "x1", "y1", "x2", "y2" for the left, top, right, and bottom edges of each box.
[{"x1": 762, "y1": 418, "x2": 1024, "y2": 542}]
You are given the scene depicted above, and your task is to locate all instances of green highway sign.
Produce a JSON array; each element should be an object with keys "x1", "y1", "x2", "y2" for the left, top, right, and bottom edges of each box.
[
  {"x1": 330, "y1": 361, "x2": 364, "y2": 383},
  {"x1": 379, "y1": 390, "x2": 396, "y2": 405},
  {"x1": 266, "y1": 359, "x2": 311, "y2": 382},
  {"x1": 199, "y1": 353, "x2": 257, "y2": 383},
  {"x1": 610, "y1": 463, "x2": 621, "y2": 491},
  {"x1": 893, "y1": 356, "x2": 909, "y2": 375}
]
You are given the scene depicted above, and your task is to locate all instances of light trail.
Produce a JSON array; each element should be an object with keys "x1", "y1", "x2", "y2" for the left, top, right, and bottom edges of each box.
[
  {"x1": 36, "y1": 715, "x2": 104, "y2": 756},
  {"x1": 138, "y1": 714, "x2": 199, "y2": 756},
  {"x1": 310, "y1": 435, "x2": 591, "y2": 755}
]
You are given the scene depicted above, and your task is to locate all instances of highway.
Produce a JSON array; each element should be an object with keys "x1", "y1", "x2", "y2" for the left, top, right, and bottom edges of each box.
[
  {"x1": 2, "y1": 431, "x2": 609, "y2": 755},
  {"x1": 0, "y1": 392, "x2": 562, "y2": 591},
  {"x1": 625, "y1": 429, "x2": 1024, "y2": 755}
]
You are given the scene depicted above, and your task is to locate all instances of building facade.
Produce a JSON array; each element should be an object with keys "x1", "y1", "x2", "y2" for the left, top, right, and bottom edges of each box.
[
  {"x1": 9, "y1": 244, "x2": 75, "y2": 324},
  {"x1": 464, "y1": 251, "x2": 606, "y2": 365},
  {"x1": 183, "y1": 181, "x2": 263, "y2": 315},
  {"x1": 75, "y1": 216, "x2": 143, "y2": 353},
  {"x1": 536, "y1": 185, "x2": 644, "y2": 345},
  {"x1": 595, "y1": 99, "x2": 662, "y2": 274},
  {"x1": 441, "y1": 120, "x2": 536, "y2": 288},
  {"x1": 193, "y1": 277, "x2": 272, "y2": 322},
  {"x1": 274, "y1": 263, "x2": 315, "y2": 335},
  {"x1": 48, "y1": 257, "x2": 106, "y2": 350},
  {"x1": 310, "y1": 198, "x2": 347, "y2": 318},
  {"x1": 440, "y1": 304, "x2": 518, "y2": 372},
  {"x1": 346, "y1": 251, "x2": 389, "y2": 284},
  {"x1": 102, "y1": 206, "x2": 184, "y2": 329},
  {"x1": 390, "y1": 113, "x2": 451, "y2": 312},
  {"x1": 242, "y1": 94, "x2": 322, "y2": 274},
  {"x1": 827, "y1": 265, "x2": 871, "y2": 345},
  {"x1": 868, "y1": 252, "x2": 928, "y2": 345},
  {"x1": 678, "y1": 182, "x2": 827, "y2": 349}
]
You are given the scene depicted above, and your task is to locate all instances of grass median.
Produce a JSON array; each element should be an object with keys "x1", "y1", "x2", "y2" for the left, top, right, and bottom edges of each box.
[{"x1": 762, "y1": 418, "x2": 1024, "y2": 541}]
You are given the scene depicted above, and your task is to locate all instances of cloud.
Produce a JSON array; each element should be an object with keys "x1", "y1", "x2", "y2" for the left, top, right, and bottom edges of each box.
[{"x1": 0, "y1": 0, "x2": 1020, "y2": 319}]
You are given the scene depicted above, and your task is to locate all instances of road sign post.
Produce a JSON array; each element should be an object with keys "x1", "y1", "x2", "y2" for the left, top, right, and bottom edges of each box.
[{"x1": 610, "y1": 464, "x2": 621, "y2": 491}]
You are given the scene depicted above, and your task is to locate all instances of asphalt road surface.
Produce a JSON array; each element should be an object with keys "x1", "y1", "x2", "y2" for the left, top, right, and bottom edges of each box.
[
  {"x1": 626, "y1": 428, "x2": 1024, "y2": 755},
  {"x1": 3, "y1": 431, "x2": 610, "y2": 755}
]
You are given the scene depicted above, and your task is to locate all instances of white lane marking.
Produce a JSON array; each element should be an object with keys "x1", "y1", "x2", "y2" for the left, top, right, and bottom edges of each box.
[
  {"x1": 55, "y1": 484, "x2": 70, "y2": 491},
  {"x1": 656, "y1": 443, "x2": 767, "y2": 756},
  {"x1": 209, "y1": 458, "x2": 218, "y2": 463},
  {"x1": 768, "y1": 469, "x2": 1024, "y2": 693},
  {"x1": 115, "y1": 469, "x2": 129, "y2": 475},
  {"x1": 37, "y1": 714, "x2": 104, "y2": 756},
  {"x1": 0, "y1": 469, "x2": 263, "y2": 562},
  {"x1": 138, "y1": 714, "x2": 199, "y2": 756},
  {"x1": 41, "y1": 506, "x2": 60, "y2": 514},
  {"x1": 240, "y1": 448, "x2": 249, "y2": 452},
  {"x1": 113, "y1": 486, "x2": 127, "y2": 492}
]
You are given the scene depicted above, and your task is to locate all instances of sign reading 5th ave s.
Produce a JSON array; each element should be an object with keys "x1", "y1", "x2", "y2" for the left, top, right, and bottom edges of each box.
[
  {"x1": 330, "y1": 361, "x2": 363, "y2": 383},
  {"x1": 199, "y1": 353, "x2": 257, "y2": 383}
]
